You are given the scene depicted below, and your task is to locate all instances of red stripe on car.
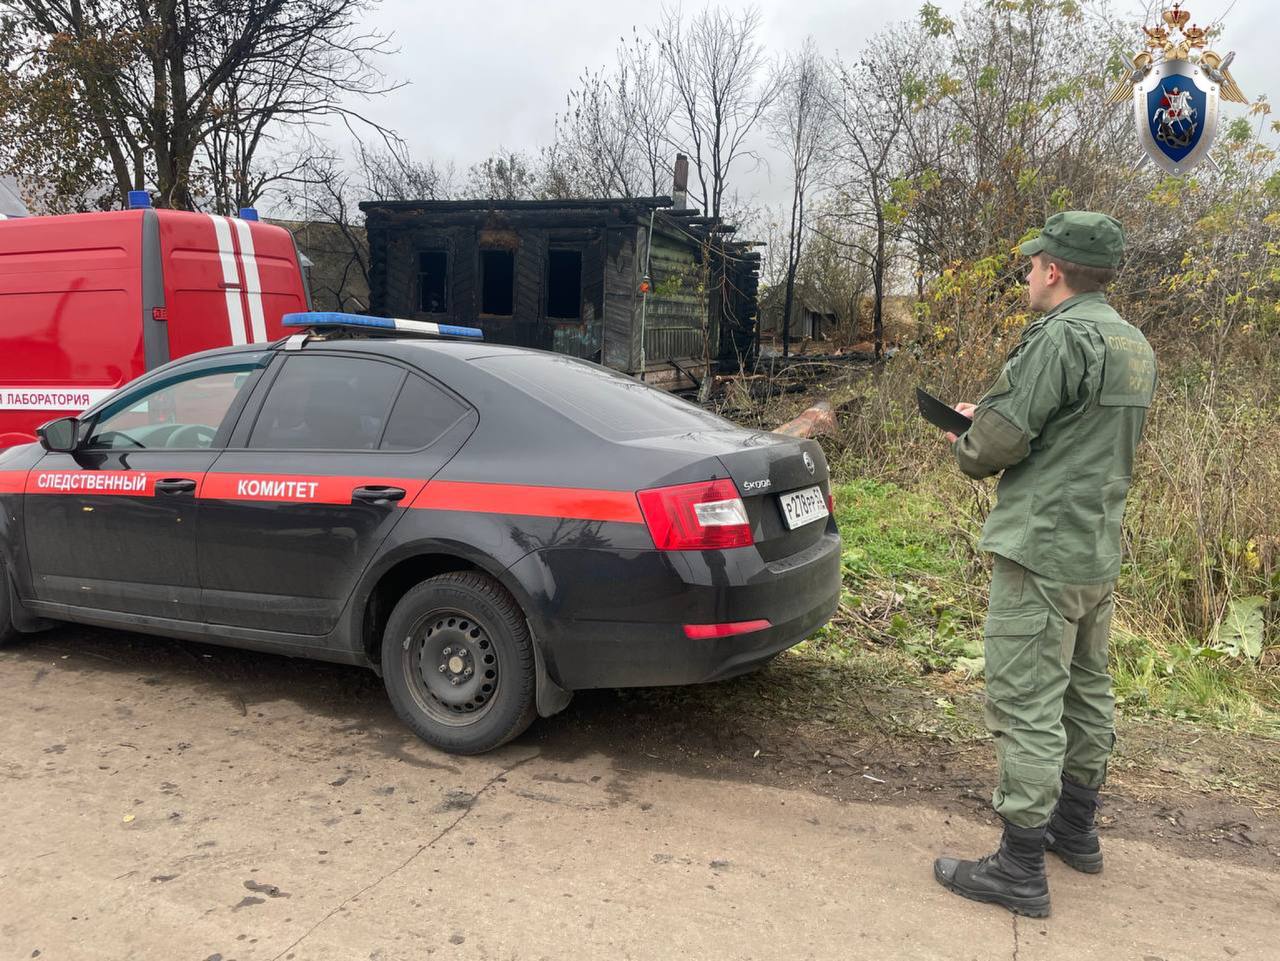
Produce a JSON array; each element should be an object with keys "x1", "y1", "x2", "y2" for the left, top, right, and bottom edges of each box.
[
  {"x1": 413, "y1": 480, "x2": 643, "y2": 524},
  {"x1": 200, "y1": 473, "x2": 425, "y2": 505},
  {"x1": 15, "y1": 471, "x2": 642, "y2": 523}
]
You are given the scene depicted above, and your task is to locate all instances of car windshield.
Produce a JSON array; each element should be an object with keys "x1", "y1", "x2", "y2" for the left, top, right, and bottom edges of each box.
[{"x1": 472, "y1": 353, "x2": 733, "y2": 439}]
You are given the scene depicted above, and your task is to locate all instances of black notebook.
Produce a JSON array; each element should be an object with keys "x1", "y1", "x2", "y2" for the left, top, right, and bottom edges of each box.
[{"x1": 916, "y1": 387, "x2": 973, "y2": 435}]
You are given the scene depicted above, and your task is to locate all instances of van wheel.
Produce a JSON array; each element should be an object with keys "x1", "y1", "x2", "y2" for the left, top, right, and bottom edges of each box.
[{"x1": 381, "y1": 572, "x2": 537, "y2": 755}]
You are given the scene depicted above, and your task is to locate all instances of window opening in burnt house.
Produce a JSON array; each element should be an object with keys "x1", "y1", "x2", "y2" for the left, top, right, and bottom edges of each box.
[
  {"x1": 545, "y1": 249, "x2": 583, "y2": 320},
  {"x1": 417, "y1": 251, "x2": 448, "y2": 313},
  {"x1": 480, "y1": 249, "x2": 515, "y2": 316}
]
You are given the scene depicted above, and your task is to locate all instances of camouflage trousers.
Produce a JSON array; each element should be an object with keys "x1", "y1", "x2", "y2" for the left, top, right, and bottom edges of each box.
[{"x1": 983, "y1": 554, "x2": 1117, "y2": 828}]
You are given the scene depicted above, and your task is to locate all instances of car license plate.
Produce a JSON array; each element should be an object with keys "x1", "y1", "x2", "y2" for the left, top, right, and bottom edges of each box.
[{"x1": 778, "y1": 485, "x2": 828, "y2": 530}]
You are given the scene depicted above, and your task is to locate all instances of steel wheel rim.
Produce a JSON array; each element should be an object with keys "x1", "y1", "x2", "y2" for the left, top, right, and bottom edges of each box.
[{"x1": 402, "y1": 607, "x2": 500, "y2": 726}]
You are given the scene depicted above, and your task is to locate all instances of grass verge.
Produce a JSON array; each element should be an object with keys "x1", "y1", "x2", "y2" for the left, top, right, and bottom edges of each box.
[{"x1": 817, "y1": 475, "x2": 1280, "y2": 738}]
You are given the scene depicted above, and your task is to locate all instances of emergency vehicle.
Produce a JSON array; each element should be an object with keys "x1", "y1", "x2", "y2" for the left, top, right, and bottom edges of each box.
[
  {"x1": 0, "y1": 315, "x2": 842, "y2": 754},
  {"x1": 0, "y1": 192, "x2": 309, "y2": 447}
]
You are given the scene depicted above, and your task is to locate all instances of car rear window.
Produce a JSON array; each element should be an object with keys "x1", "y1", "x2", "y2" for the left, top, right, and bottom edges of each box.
[
  {"x1": 381, "y1": 374, "x2": 467, "y2": 451},
  {"x1": 472, "y1": 353, "x2": 732, "y2": 438}
]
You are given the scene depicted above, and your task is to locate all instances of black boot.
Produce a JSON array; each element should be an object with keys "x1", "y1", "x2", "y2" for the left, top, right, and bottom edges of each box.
[
  {"x1": 934, "y1": 818, "x2": 1050, "y2": 918},
  {"x1": 1045, "y1": 775, "x2": 1103, "y2": 874}
]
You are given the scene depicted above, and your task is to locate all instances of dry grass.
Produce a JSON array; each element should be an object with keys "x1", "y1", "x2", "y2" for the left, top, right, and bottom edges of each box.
[{"x1": 801, "y1": 331, "x2": 1280, "y2": 733}]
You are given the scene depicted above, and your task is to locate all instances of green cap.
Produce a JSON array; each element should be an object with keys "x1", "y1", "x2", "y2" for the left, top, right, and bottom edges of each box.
[{"x1": 1018, "y1": 211, "x2": 1125, "y2": 269}]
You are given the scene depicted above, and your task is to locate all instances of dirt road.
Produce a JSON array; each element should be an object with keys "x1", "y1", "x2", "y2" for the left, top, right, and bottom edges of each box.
[{"x1": 2, "y1": 627, "x2": 1277, "y2": 960}]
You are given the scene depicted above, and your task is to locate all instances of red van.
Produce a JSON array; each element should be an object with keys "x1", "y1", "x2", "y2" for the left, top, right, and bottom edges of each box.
[{"x1": 0, "y1": 198, "x2": 310, "y2": 447}]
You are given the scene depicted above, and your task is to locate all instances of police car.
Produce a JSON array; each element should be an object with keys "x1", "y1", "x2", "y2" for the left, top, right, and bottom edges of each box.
[{"x1": 0, "y1": 314, "x2": 841, "y2": 754}]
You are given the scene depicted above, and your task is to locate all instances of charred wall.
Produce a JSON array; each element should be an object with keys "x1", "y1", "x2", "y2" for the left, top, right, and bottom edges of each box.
[{"x1": 362, "y1": 198, "x2": 756, "y2": 379}]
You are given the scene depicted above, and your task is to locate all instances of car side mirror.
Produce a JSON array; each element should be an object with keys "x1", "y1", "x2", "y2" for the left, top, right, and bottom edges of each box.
[{"x1": 37, "y1": 416, "x2": 80, "y2": 453}]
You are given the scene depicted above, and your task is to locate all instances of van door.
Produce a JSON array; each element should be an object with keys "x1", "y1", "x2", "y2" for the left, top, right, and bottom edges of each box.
[
  {"x1": 158, "y1": 212, "x2": 308, "y2": 359},
  {"x1": 24, "y1": 360, "x2": 263, "y2": 620}
]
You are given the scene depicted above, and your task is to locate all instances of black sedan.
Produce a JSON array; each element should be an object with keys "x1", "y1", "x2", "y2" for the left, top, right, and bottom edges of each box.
[{"x1": 0, "y1": 317, "x2": 841, "y2": 753}]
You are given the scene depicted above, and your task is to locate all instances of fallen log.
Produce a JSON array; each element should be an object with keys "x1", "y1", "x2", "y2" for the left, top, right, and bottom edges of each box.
[{"x1": 773, "y1": 400, "x2": 837, "y2": 439}]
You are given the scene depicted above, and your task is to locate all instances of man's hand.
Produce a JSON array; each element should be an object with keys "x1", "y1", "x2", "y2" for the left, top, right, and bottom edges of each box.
[{"x1": 945, "y1": 402, "x2": 977, "y2": 444}]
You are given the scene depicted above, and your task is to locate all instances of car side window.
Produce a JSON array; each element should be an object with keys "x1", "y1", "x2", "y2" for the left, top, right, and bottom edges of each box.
[
  {"x1": 87, "y1": 368, "x2": 255, "y2": 450},
  {"x1": 380, "y1": 374, "x2": 467, "y2": 451},
  {"x1": 248, "y1": 355, "x2": 405, "y2": 451}
]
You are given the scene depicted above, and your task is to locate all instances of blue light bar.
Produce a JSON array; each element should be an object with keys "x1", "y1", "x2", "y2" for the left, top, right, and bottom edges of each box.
[
  {"x1": 281, "y1": 311, "x2": 484, "y2": 340},
  {"x1": 127, "y1": 190, "x2": 152, "y2": 209}
]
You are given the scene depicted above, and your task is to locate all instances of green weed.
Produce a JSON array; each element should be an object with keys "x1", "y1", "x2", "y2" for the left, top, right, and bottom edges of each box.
[
  {"x1": 1110, "y1": 627, "x2": 1280, "y2": 734},
  {"x1": 830, "y1": 477, "x2": 986, "y2": 677},
  {"x1": 822, "y1": 467, "x2": 1280, "y2": 738}
]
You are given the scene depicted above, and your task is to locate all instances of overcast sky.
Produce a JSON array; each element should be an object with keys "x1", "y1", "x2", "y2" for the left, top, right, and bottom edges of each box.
[{"x1": 343, "y1": 0, "x2": 1276, "y2": 215}]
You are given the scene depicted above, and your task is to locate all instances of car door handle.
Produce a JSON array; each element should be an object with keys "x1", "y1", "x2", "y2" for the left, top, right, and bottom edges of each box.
[
  {"x1": 352, "y1": 485, "x2": 407, "y2": 505},
  {"x1": 155, "y1": 477, "x2": 197, "y2": 495}
]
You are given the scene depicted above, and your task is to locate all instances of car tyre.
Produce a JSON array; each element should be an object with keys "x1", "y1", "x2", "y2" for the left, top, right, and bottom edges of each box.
[{"x1": 381, "y1": 571, "x2": 537, "y2": 755}]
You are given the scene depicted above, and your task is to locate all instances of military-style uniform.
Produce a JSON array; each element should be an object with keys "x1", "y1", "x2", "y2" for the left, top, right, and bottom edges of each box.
[
  {"x1": 934, "y1": 211, "x2": 1153, "y2": 917},
  {"x1": 953, "y1": 222, "x2": 1156, "y2": 829}
]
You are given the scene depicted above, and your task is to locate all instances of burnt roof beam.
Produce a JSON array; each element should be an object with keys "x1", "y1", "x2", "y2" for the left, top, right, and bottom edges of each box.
[{"x1": 359, "y1": 196, "x2": 675, "y2": 214}]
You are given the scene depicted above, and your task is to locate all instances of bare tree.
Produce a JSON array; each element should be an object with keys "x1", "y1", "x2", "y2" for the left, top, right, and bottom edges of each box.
[
  {"x1": 797, "y1": 200, "x2": 871, "y2": 344},
  {"x1": 274, "y1": 144, "x2": 369, "y2": 311},
  {"x1": 274, "y1": 139, "x2": 455, "y2": 312},
  {"x1": 618, "y1": 31, "x2": 679, "y2": 196},
  {"x1": 553, "y1": 66, "x2": 642, "y2": 197},
  {"x1": 551, "y1": 31, "x2": 675, "y2": 198},
  {"x1": 768, "y1": 38, "x2": 831, "y2": 357},
  {"x1": 825, "y1": 35, "x2": 917, "y2": 359},
  {"x1": 463, "y1": 149, "x2": 542, "y2": 200},
  {"x1": 0, "y1": 0, "x2": 397, "y2": 212},
  {"x1": 654, "y1": 4, "x2": 779, "y2": 220},
  {"x1": 893, "y1": 0, "x2": 1134, "y2": 282},
  {"x1": 357, "y1": 142, "x2": 456, "y2": 202}
]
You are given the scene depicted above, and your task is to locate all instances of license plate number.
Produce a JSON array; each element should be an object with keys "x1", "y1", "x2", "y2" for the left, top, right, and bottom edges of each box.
[{"x1": 778, "y1": 485, "x2": 828, "y2": 530}]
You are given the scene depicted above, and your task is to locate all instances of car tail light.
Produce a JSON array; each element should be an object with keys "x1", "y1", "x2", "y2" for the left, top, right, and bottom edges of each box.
[
  {"x1": 683, "y1": 619, "x2": 771, "y2": 640},
  {"x1": 826, "y1": 489, "x2": 836, "y2": 514},
  {"x1": 637, "y1": 478, "x2": 753, "y2": 551}
]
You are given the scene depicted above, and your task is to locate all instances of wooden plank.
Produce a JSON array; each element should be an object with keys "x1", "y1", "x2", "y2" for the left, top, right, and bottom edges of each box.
[
  {"x1": 452, "y1": 228, "x2": 478, "y2": 324},
  {"x1": 384, "y1": 229, "x2": 417, "y2": 317},
  {"x1": 602, "y1": 225, "x2": 637, "y2": 371},
  {"x1": 364, "y1": 208, "x2": 650, "y2": 230},
  {"x1": 366, "y1": 226, "x2": 387, "y2": 314},
  {"x1": 580, "y1": 233, "x2": 606, "y2": 328},
  {"x1": 513, "y1": 228, "x2": 545, "y2": 329}
]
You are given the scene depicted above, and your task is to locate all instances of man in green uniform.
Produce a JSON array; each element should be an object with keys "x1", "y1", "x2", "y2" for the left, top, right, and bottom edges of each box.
[{"x1": 932, "y1": 211, "x2": 1155, "y2": 918}]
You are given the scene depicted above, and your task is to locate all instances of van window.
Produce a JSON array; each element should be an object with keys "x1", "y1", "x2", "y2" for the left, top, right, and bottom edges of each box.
[
  {"x1": 87, "y1": 368, "x2": 254, "y2": 450},
  {"x1": 381, "y1": 375, "x2": 467, "y2": 451},
  {"x1": 248, "y1": 355, "x2": 405, "y2": 450}
]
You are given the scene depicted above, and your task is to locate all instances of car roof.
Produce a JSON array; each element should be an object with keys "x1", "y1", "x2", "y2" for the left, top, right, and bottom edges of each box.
[
  {"x1": 306, "y1": 336, "x2": 542, "y2": 362},
  {"x1": 284, "y1": 336, "x2": 601, "y2": 407}
]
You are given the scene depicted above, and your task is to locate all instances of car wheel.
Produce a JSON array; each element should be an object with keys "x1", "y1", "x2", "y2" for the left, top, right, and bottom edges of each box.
[{"x1": 381, "y1": 571, "x2": 537, "y2": 755}]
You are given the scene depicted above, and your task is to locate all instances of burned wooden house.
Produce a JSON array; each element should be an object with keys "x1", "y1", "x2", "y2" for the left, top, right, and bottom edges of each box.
[{"x1": 360, "y1": 195, "x2": 760, "y2": 389}]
